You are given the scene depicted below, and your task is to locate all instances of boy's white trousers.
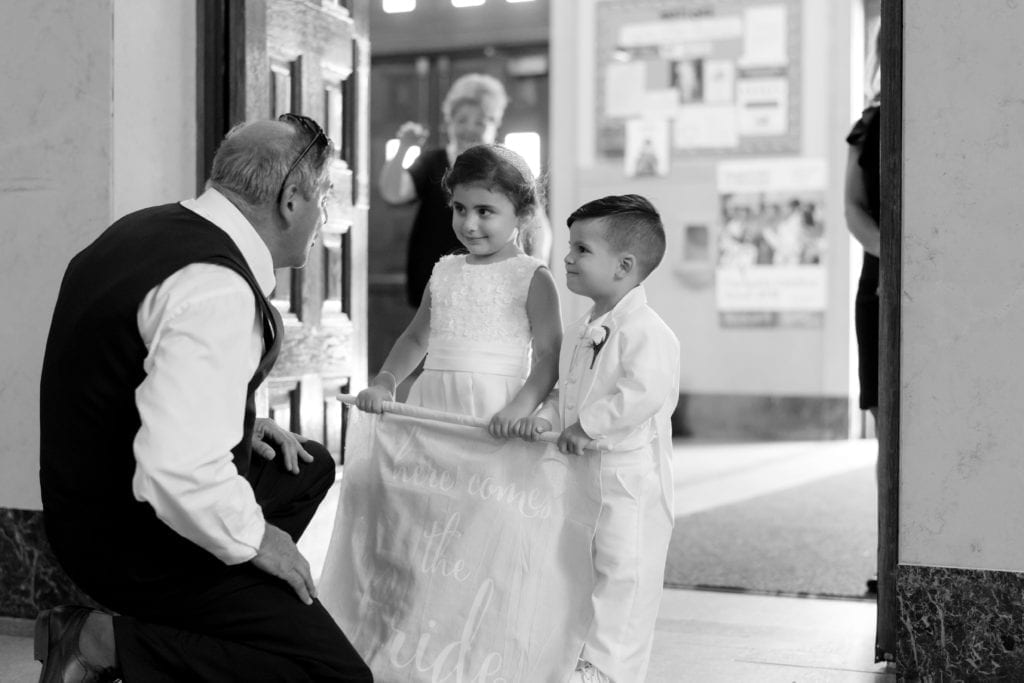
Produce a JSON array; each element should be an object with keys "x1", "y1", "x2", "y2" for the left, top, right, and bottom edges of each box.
[{"x1": 580, "y1": 447, "x2": 674, "y2": 683}]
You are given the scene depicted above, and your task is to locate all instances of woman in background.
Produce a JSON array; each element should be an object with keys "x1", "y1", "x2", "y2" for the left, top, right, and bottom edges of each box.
[
  {"x1": 844, "y1": 31, "x2": 881, "y2": 424},
  {"x1": 844, "y1": 26, "x2": 881, "y2": 596},
  {"x1": 379, "y1": 72, "x2": 550, "y2": 307}
]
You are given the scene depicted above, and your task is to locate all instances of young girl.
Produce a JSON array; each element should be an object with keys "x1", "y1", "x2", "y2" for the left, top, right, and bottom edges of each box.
[
  {"x1": 320, "y1": 146, "x2": 587, "y2": 682},
  {"x1": 357, "y1": 143, "x2": 561, "y2": 432}
]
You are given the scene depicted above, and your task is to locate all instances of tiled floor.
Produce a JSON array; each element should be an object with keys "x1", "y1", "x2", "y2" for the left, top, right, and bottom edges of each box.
[
  {"x1": 1, "y1": 439, "x2": 896, "y2": 681},
  {"x1": 0, "y1": 590, "x2": 894, "y2": 682},
  {"x1": 649, "y1": 589, "x2": 892, "y2": 682}
]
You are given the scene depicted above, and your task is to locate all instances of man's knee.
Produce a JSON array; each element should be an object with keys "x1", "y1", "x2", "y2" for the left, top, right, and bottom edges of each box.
[
  {"x1": 303, "y1": 438, "x2": 333, "y2": 465},
  {"x1": 302, "y1": 439, "x2": 337, "y2": 491}
]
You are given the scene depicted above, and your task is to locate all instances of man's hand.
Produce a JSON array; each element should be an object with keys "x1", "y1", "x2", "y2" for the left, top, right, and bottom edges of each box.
[
  {"x1": 251, "y1": 417, "x2": 312, "y2": 475},
  {"x1": 514, "y1": 416, "x2": 552, "y2": 442},
  {"x1": 557, "y1": 421, "x2": 594, "y2": 456},
  {"x1": 252, "y1": 524, "x2": 317, "y2": 605}
]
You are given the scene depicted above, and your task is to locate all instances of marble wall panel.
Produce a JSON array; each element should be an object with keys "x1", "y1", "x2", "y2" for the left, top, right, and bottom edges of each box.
[
  {"x1": 898, "y1": 565, "x2": 1024, "y2": 681},
  {"x1": 0, "y1": 508, "x2": 96, "y2": 620}
]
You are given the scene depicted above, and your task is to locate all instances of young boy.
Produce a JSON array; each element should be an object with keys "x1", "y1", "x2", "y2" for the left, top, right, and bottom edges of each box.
[{"x1": 519, "y1": 194, "x2": 680, "y2": 682}]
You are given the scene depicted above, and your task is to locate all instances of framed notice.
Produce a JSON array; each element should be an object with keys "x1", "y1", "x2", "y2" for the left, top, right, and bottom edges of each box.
[
  {"x1": 715, "y1": 158, "x2": 827, "y2": 327},
  {"x1": 595, "y1": 0, "x2": 801, "y2": 158}
]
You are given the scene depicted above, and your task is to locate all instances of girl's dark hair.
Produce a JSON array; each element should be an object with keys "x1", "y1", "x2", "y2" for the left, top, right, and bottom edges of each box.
[{"x1": 442, "y1": 144, "x2": 540, "y2": 218}]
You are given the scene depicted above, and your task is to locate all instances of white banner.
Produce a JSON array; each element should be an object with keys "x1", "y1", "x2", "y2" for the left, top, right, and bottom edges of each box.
[{"x1": 319, "y1": 409, "x2": 602, "y2": 683}]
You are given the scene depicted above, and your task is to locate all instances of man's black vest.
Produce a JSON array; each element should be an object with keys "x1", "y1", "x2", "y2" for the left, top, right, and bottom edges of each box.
[{"x1": 39, "y1": 203, "x2": 280, "y2": 583}]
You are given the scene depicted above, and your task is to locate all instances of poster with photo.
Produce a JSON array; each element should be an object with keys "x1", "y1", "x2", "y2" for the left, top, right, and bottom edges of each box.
[
  {"x1": 624, "y1": 118, "x2": 670, "y2": 177},
  {"x1": 715, "y1": 158, "x2": 827, "y2": 327}
]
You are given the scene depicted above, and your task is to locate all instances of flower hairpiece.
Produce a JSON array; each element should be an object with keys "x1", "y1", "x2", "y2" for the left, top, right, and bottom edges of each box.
[{"x1": 586, "y1": 325, "x2": 610, "y2": 369}]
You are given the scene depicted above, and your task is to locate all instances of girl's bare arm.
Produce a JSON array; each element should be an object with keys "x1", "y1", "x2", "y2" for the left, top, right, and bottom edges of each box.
[{"x1": 488, "y1": 267, "x2": 562, "y2": 437}]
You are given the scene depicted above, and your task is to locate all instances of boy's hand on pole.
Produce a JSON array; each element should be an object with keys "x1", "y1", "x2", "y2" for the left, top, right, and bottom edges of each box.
[{"x1": 557, "y1": 421, "x2": 594, "y2": 456}]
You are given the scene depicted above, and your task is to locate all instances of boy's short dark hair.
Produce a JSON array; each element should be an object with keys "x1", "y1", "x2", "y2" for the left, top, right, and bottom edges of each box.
[{"x1": 567, "y1": 194, "x2": 666, "y2": 280}]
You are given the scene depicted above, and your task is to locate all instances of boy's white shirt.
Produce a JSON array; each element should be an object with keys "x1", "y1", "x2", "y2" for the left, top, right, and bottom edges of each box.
[{"x1": 538, "y1": 285, "x2": 680, "y2": 512}]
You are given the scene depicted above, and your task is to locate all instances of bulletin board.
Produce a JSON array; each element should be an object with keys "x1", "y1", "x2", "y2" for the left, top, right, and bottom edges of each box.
[{"x1": 595, "y1": 0, "x2": 802, "y2": 160}]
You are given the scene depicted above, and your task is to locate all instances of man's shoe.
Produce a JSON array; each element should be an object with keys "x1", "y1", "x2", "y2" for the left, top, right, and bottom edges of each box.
[{"x1": 34, "y1": 606, "x2": 117, "y2": 683}]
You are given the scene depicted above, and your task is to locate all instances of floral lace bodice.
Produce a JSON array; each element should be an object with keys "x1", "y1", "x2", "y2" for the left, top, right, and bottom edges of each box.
[{"x1": 428, "y1": 254, "x2": 542, "y2": 347}]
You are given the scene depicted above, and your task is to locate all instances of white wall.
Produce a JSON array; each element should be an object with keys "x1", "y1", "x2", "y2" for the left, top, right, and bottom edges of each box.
[
  {"x1": 113, "y1": 0, "x2": 197, "y2": 216},
  {"x1": 549, "y1": 0, "x2": 856, "y2": 400},
  {"x1": 900, "y1": 1, "x2": 1024, "y2": 571},
  {"x1": 0, "y1": 0, "x2": 195, "y2": 511},
  {"x1": 0, "y1": 1, "x2": 114, "y2": 510}
]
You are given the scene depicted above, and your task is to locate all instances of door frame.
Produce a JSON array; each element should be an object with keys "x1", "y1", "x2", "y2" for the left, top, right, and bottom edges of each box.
[
  {"x1": 196, "y1": 0, "x2": 229, "y2": 191},
  {"x1": 196, "y1": 0, "x2": 252, "y2": 190},
  {"x1": 876, "y1": 0, "x2": 903, "y2": 663}
]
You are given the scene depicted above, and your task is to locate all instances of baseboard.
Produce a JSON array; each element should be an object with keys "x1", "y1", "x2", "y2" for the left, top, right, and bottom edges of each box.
[{"x1": 674, "y1": 392, "x2": 850, "y2": 441}]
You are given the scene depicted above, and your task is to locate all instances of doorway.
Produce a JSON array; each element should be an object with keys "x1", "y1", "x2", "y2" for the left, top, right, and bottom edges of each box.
[{"x1": 366, "y1": 45, "x2": 550, "y2": 374}]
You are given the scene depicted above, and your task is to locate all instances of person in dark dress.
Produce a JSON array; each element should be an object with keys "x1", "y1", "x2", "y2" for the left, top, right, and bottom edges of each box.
[
  {"x1": 845, "y1": 101, "x2": 881, "y2": 414},
  {"x1": 379, "y1": 72, "x2": 550, "y2": 307},
  {"x1": 405, "y1": 145, "x2": 464, "y2": 306},
  {"x1": 844, "y1": 30, "x2": 881, "y2": 596},
  {"x1": 35, "y1": 116, "x2": 371, "y2": 682}
]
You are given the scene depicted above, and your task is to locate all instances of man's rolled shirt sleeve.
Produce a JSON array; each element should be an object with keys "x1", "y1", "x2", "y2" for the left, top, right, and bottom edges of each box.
[{"x1": 132, "y1": 264, "x2": 267, "y2": 565}]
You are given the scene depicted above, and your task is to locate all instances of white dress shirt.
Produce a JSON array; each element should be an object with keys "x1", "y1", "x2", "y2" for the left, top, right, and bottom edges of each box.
[{"x1": 131, "y1": 189, "x2": 275, "y2": 565}]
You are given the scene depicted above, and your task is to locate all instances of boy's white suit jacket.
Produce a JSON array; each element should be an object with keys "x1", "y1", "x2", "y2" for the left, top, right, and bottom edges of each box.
[{"x1": 540, "y1": 285, "x2": 680, "y2": 516}]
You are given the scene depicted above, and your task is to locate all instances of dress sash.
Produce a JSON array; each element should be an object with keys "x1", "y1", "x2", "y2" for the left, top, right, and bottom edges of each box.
[{"x1": 424, "y1": 340, "x2": 531, "y2": 378}]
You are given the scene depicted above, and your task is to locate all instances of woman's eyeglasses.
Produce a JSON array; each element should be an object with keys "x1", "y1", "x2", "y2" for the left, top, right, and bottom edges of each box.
[{"x1": 277, "y1": 113, "x2": 331, "y2": 203}]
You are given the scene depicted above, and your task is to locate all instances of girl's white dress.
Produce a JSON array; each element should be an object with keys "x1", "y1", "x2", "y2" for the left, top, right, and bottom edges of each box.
[
  {"x1": 407, "y1": 252, "x2": 544, "y2": 418},
  {"x1": 318, "y1": 251, "x2": 600, "y2": 683}
]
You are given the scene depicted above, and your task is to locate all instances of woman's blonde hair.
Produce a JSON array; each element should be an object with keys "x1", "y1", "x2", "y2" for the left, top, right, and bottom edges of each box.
[{"x1": 442, "y1": 73, "x2": 509, "y2": 124}]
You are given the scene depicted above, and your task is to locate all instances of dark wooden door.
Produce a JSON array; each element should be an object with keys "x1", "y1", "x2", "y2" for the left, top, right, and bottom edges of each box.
[{"x1": 202, "y1": 0, "x2": 369, "y2": 461}]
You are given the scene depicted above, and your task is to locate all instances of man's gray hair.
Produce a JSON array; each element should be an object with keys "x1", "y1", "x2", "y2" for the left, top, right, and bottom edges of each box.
[{"x1": 208, "y1": 121, "x2": 331, "y2": 205}]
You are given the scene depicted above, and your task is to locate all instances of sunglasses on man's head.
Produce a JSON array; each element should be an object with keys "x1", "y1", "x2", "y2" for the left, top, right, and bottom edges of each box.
[{"x1": 277, "y1": 113, "x2": 331, "y2": 203}]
